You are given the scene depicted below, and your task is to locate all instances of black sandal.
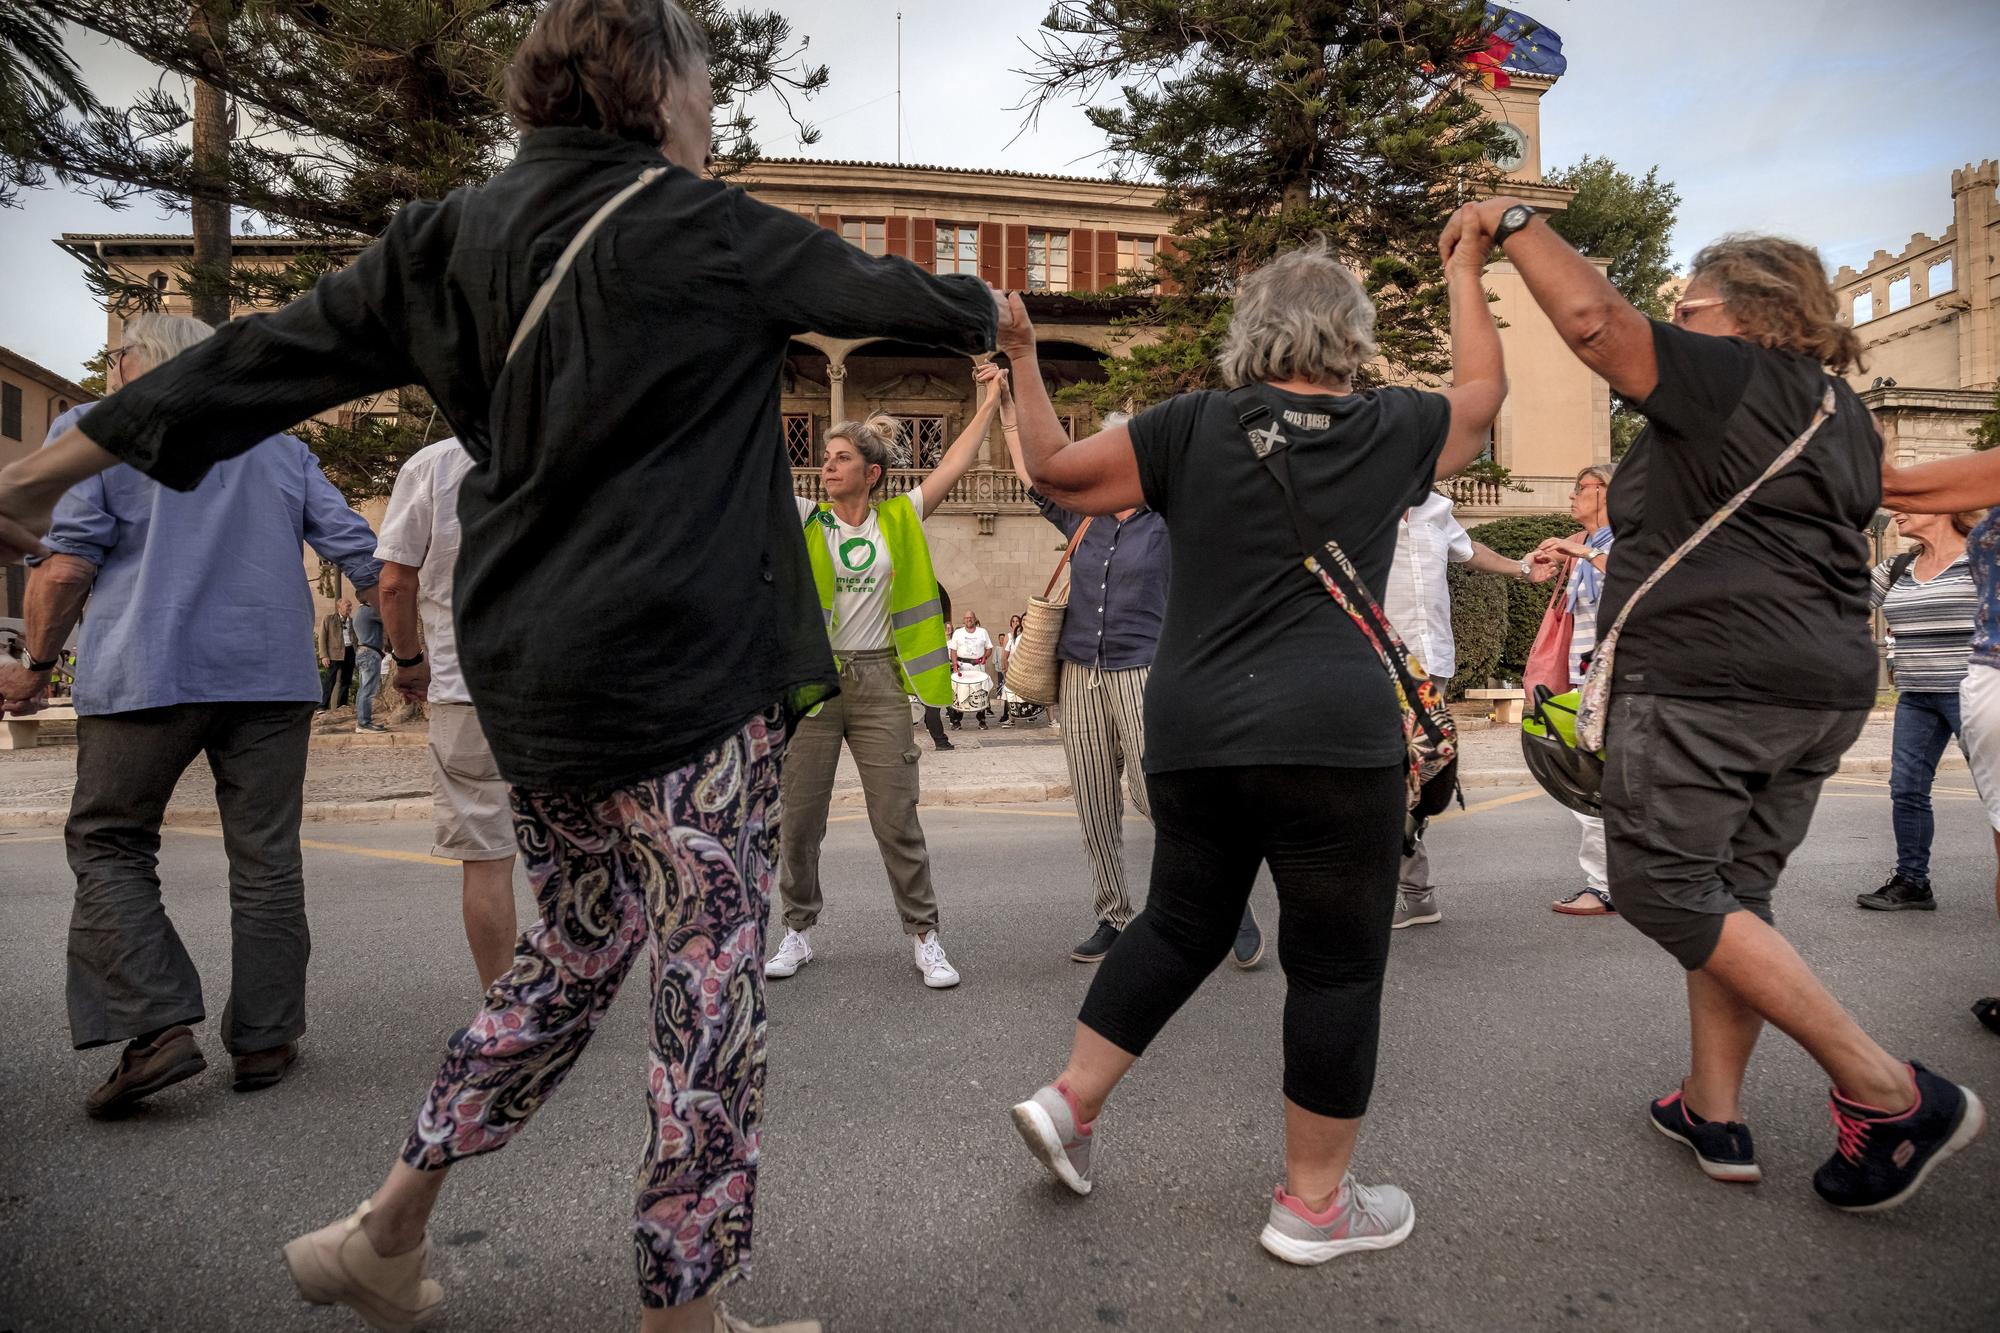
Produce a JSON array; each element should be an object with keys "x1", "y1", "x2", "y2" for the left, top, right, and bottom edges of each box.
[{"x1": 1974, "y1": 997, "x2": 2000, "y2": 1037}]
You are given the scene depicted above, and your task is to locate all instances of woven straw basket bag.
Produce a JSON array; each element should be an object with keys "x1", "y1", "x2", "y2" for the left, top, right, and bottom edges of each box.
[{"x1": 1004, "y1": 519, "x2": 1092, "y2": 707}]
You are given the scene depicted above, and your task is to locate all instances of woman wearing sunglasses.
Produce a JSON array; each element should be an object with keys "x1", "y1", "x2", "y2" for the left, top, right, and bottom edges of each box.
[{"x1": 1466, "y1": 196, "x2": 1984, "y2": 1209}]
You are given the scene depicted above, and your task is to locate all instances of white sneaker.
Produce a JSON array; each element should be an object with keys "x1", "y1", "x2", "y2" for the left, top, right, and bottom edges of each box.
[
  {"x1": 912, "y1": 930, "x2": 960, "y2": 988},
  {"x1": 765, "y1": 929, "x2": 813, "y2": 979}
]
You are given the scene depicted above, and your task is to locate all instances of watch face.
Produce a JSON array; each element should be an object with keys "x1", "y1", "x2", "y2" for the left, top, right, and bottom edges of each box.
[{"x1": 1486, "y1": 122, "x2": 1528, "y2": 173}]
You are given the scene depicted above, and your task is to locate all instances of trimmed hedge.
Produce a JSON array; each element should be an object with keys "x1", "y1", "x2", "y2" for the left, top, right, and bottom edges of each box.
[{"x1": 1444, "y1": 561, "x2": 1507, "y2": 700}]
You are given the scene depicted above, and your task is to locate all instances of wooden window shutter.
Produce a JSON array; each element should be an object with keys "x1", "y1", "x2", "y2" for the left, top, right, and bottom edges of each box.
[
  {"x1": 886, "y1": 216, "x2": 911, "y2": 259},
  {"x1": 1071, "y1": 231, "x2": 1097, "y2": 292},
  {"x1": 978, "y1": 222, "x2": 1003, "y2": 285},
  {"x1": 1155, "y1": 236, "x2": 1181, "y2": 294},
  {"x1": 912, "y1": 218, "x2": 937, "y2": 272},
  {"x1": 817, "y1": 211, "x2": 842, "y2": 232},
  {"x1": 1003, "y1": 225, "x2": 1029, "y2": 291},
  {"x1": 1093, "y1": 230, "x2": 1119, "y2": 291}
]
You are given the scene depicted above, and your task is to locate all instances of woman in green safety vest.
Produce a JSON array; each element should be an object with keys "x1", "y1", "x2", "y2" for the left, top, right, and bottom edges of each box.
[{"x1": 768, "y1": 362, "x2": 1006, "y2": 991}]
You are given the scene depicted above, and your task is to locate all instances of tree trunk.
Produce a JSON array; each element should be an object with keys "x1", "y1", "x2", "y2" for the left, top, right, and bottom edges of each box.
[{"x1": 187, "y1": 0, "x2": 231, "y2": 326}]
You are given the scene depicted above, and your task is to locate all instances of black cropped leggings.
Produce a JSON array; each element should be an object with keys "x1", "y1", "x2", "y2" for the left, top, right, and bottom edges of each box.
[{"x1": 1077, "y1": 763, "x2": 1407, "y2": 1119}]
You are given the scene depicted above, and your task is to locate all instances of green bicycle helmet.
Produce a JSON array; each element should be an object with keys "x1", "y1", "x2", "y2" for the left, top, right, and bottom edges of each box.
[{"x1": 1520, "y1": 686, "x2": 1605, "y2": 817}]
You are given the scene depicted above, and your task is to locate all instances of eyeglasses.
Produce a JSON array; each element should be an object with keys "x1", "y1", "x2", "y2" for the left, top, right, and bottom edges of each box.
[
  {"x1": 1571, "y1": 483, "x2": 1605, "y2": 496},
  {"x1": 1672, "y1": 297, "x2": 1726, "y2": 326},
  {"x1": 106, "y1": 344, "x2": 131, "y2": 364}
]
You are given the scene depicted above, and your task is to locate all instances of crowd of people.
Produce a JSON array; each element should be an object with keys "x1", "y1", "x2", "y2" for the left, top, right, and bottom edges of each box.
[{"x1": 0, "y1": 1, "x2": 1992, "y2": 1329}]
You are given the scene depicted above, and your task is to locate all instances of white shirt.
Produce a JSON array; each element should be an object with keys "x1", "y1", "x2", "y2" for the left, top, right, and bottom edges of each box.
[
  {"x1": 950, "y1": 626, "x2": 994, "y2": 666},
  {"x1": 1381, "y1": 492, "x2": 1474, "y2": 679},
  {"x1": 795, "y1": 486, "x2": 925, "y2": 655},
  {"x1": 375, "y1": 438, "x2": 477, "y2": 704}
]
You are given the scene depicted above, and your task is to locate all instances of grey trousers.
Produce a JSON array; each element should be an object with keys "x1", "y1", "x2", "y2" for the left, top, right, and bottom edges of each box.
[
  {"x1": 778, "y1": 651, "x2": 940, "y2": 935},
  {"x1": 66, "y1": 701, "x2": 315, "y2": 1053}
]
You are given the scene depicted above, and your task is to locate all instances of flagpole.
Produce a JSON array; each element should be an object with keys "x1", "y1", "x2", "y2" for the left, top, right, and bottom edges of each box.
[{"x1": 896, "y1": 11, "x2": 903, "y2": 164}]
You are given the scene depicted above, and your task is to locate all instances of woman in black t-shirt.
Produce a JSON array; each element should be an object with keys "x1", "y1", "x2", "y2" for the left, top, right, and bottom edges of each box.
[
  {"x1": 1471, "y1": 197, "x2": 1985, "y2": 1213},
  {"x1": 997, "y1": 232, "x2": 1506, "y2": 1263}
]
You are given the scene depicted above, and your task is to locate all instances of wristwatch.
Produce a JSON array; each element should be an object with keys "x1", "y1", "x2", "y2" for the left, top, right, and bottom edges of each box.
[
  {"x1": 1516, "y1": 556, "x2": 1535, "y2": 580},
  {"x1": 1493, "y1": 203, "x2": 1538, "y2": 247},
  {"x1": 393, "y1": 651, "x2": 426, "y2": 668},
  {"x1": 27, "y1": 654, "x2": 59, "y2": 672}
]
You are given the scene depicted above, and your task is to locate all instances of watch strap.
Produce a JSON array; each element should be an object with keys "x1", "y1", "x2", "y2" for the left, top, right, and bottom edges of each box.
[
  {"x1": 27, "y1": 654, "x2": 59, "y2": 672},
  {"x1": 393, "y1": 651, "x2": 426, "y2": 668}
]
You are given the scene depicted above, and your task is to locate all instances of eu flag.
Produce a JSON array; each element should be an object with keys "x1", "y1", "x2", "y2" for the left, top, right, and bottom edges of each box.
[{"x1": 1484, "y1": 4, "x2": 1569, "y2": 78}]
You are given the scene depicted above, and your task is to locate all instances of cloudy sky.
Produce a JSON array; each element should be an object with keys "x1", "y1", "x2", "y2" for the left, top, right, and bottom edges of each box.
[{"x1": 3, "y1": 0, "x2": 1995, "y2": 383}]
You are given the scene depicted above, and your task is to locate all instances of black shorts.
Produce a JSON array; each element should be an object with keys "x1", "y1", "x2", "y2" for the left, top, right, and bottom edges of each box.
[{"x1": 1602, "y1": 693, "x2": 1866, "y2": 969}]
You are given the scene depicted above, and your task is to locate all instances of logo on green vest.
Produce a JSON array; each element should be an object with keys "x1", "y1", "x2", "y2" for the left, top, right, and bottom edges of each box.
[{"x1": 839, "y1": 537, "x2": 877, "y2": 573}]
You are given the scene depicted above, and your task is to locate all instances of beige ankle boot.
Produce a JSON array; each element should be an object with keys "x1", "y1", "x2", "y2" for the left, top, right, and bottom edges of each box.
[
  {"x1": 284, "y1": 1199, "x2": 444, "y2": 1331},
  {"x1": 716, "y1": 1302, "x2": 822, "y2": 1333}
]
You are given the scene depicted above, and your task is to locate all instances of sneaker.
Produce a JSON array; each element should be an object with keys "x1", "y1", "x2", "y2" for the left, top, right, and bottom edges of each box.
[
  {"x1": 913, "y1": 930, "x2": 960, "y2": 988},
  {"x1": 1856, "y1": 873, "x2": 1936, "y2": 912},
  {"x1": 1649, "y1": 1086, "x2": 1760, "y2": 1182},
  {"x1": 1232, "y1": 906, "x2": 1265, "y2": 969},
  {"x1": 1812, "y1": 1060, "x2": 1987, "y2": 1212},
  {"x1": 233, "y1": 1042, "x2": 299, "y2": 1092},
  {"x1": 84, "y1": 1025, "x2": 207, "y2": 1118},
  {"x1": 1258, "y1": 1176, "x2": 1415, "y2": 1265},
  {"x1": 764, "y1": 929, "x2": 813, "y2": 980},
  {"x1": 935, "y1": 739, "x2": 956, "y2": 752},
  {"x1": 284, "y1": 1199, "x2": 444, "y2": 1332},
  {"x1": 1010, "y1": 1080, "x2": 1094, "y2": 1195},
  {"x1": 1392, "y1": 890, "x2": 1441, "y2": 930},
  {"x1": 1070, "y1": 920, "x2": 1120, "y2": 964},
  {"x1": 354, "y1": 722, "x2": 390, "y2": 734}
]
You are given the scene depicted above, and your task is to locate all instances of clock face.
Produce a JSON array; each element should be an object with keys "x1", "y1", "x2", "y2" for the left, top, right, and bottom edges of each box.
[{"x1": 1487, "y1": 122, "x2": 1528, "y2": 173}]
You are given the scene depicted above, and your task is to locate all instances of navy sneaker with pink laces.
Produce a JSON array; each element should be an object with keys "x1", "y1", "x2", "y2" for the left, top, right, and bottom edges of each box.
[
  {"x1": 1812, "y1": 1060, "x2": 1986, "y2": 1212},
  {"x1": 1011, "y1": 1080, "x2": 1094, "y2": 1195},
  {"x1": 1649, "y1": 1086, "x2": 1760, "y2": 1183}
]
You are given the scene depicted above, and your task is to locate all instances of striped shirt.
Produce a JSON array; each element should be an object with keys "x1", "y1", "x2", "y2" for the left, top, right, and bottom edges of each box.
[
  {"x1": 1871, "y1": 553, "x2": 1977, "y2": 692},
  {"x1": 1566, "y1": 527, "x2": 1615, "y2": 686}
]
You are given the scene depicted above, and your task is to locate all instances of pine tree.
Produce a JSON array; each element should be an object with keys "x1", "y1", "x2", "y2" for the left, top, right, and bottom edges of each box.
[
  {"x1": 0, "y1": 0, "x2": 99, "y2": 207},
  {"x1": 1016, "y1": 0, "x2": 1508, "y2": 407}
]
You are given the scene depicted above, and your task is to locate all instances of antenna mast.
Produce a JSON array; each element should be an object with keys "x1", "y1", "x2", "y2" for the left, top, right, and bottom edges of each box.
[{"x1": 896, "y1": 11, "x2": 903, "y2": 163}]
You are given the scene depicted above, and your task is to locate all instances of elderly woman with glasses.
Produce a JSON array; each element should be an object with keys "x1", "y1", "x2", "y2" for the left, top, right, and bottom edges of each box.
[
  {"x1": 1530, "y1": 463, "x2": 1619, "y2": 915},
  {"x1": 1470, "y1": 195, "x2": 1985, "y2": 1210},
  {"x1": 1000, "y1": 229, "x2": 1507, "y2": 1264}
]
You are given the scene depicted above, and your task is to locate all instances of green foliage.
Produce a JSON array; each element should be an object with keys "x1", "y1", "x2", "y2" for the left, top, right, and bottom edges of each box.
[
  {"x1": 1610, "y1": 408, "x2": 1645, "y2": 461},
  {"x1": 1972, "y1": 387, "x2": 2000, "y2": 452},
  {"x1": 1019, "y1": 1, "x2": 1507, "y2": 407},
  {"x1": 1545, "y1": 155, "x2": 1681, "y2": 320},
  {"x1": 0, "y1": 0, "x2": 100, "y2": 207},
  {"x1": 296, "y1": 390, "x2": 453, "y2": 500},
  {"x1": 76, "y1": 348, "x2": 109, "y2": 397},
  {"x1": 1445, "y1": 560, "x2": 1505, "y2": 701},
  {"x1": 1468, "y1": 514, "x2": 1575, "y2": 680}
]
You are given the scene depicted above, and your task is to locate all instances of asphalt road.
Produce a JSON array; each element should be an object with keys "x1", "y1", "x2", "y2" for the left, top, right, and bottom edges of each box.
[{"x1": 1, "y1": 778, "x2": 1995, "y2": 1333}]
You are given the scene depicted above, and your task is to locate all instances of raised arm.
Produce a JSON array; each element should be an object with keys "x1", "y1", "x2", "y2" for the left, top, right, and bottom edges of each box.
[
  {"x1": 734, "y1": 191, "x2": 997, "y2": 356},
  {"x1": 914, "y1": 363, "x2": 1006, "y2": 520},
  {"x1": 1000, "y1": 296, "x2": 1145, "y2": 515},
  {"x1": 1435, "y1": 206, "x2": 1510, "y2": 478},
  {"x1": 1465, "y1": 195, "x2": 1659, "y2": 404},
  {"x1": 1882, "y1": 449, "x2": 2000, "y2": 514}
]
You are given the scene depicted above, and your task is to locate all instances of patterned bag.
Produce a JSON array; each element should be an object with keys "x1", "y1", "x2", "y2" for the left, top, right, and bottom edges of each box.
[
  {"x1": 1230, "y1": 390, "x2": 1460, "y2": 818},
  {"x1": 1574, "y1": 381, "x2": 1838, "y2": 753}
]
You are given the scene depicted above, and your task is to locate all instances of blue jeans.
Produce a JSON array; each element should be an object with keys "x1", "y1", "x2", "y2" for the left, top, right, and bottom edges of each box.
[
  {"x1": 1890, "y1": 690, "x2": 1964, "y2": 882},
  {"x1": 355, "y1": 648, "x2": 382, "y2": 727}
]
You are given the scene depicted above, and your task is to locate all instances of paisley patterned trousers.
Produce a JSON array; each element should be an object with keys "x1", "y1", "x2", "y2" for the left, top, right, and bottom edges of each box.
[{"x1": 401, "y1": 708, "x2": 786, "y2": 1307}]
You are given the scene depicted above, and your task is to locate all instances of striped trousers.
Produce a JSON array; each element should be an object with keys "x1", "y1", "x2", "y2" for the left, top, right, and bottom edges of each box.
[{"x1": 1059, "y1": 660, "x2": 1151, "y2": 928}]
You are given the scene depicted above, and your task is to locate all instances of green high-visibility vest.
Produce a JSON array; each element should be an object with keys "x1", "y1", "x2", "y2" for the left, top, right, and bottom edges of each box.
[{"x1": 801, "y1": 493, "x2": 953, "y2": 707}]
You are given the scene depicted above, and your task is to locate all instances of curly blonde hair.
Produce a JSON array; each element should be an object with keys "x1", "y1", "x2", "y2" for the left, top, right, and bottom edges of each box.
[{"x1": 1687, "y1": 235, "x2": 1865, "y2": 374}]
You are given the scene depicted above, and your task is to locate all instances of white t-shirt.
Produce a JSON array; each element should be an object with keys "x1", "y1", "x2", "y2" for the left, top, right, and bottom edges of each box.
[
  {"x1": 375, "y1": 438, "x2": 477, "y2": 704},
  {"x1": 795, "y1": 486, "x2": 925, "y2": 654},
  {"x1": 950, "y1": 626, "x2": 993, "y2": 666}
]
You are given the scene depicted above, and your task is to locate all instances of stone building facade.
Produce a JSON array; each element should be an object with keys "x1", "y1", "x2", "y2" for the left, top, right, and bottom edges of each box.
[
  {"x1": 53, "y1": 72, "x2": 1609, "y2": 632},
  {"x1": 0, "y1": 346, "x2": 94, "y2": 616},
  {"x1": 1833, "y1": 159, "x2": 1999, "y2": 465}
]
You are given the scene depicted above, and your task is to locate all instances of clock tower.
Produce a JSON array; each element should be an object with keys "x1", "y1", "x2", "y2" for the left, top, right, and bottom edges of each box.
[{"x1": 1476, "y1": 74, "x2": 1559, "y2": 184}]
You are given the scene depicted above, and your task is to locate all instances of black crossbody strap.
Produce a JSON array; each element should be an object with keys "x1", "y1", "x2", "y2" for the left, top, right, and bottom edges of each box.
[{"x1": 1229, "y1": 387, "x2": 1447, "y2": 747}]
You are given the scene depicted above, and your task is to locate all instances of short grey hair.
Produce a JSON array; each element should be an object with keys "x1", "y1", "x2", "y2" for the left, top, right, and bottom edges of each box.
[
  {"x1": 1218, "y1": 241, "x2": 1378, "y2": 389},
  {"x1": 1576, "y1": 463, "x2": 1616, "y2": 488},
  {"x1": 1100, "y1": 410, "x2": 1131, "y2": 431},
  {"x1": 120, "y1": 312, "x2": 214, "y2": 369}
]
